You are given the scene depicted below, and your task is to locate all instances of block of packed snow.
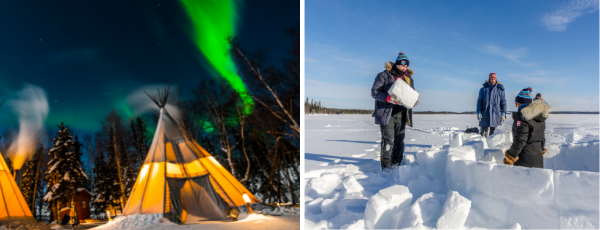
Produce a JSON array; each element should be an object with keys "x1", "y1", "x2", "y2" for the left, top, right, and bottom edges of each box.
[
  {"x1": 505, "y1": 130, "x2": 513, "y2": 143},
  {"x1": 447, "y1": 157, "x2": 476, "y2": 195},
  {"x1": 364, "y1": 185, "x2": 412, "y2": 229},
  {"x1": 397, "y1": 165, "x2": 425, "y2": 185},
  {"x1": 436, "y1": 191, "x2": 471, "y2": 229},
  {"x1": 554, "y1": 170, "x2": 600, "y2": 212},
  {"x1": 472, "y1": 161, "x2": 495, "y2": 194},
  {"x1": 464, "y1": 206, "x2": 505, "y2": 228},
  {"x1": 464, "y1": 139, "x2": 487, "y2": 160},
  {"x1": 337, "y1": 197, "x2": 368, "y2": 213},
  {"x1": 489, "y1": 164, "x2": 554, "y2": 205},
  {"x1": 343, "y1": 176, "x2": 364, "y2": 194},
  {"x1": 321, "y1": 192, "x2": 341, "y2": 213},
  {"x1": 566, "y1": 133, "x2": 584, "y2": 143},
  {"x1": 393, "y1": 201, "x2": 423, "y2": 229},
  {"x1": 407, "y1": 175, "x2": 437, "y2": 202},
  {"x1": 450, "y1": 132, "x2": 463, "y2": 147},
  {"x1": 414, "y1": 193, "x2": 446, "y2": 225},
  {"x1": 416, "y1": 149, "x2": 447, "y2": 179},
  {"x1": 591, "y1": 141, "x2": 599, "y2": 156},
  {"x1": 559, "y1": 209, "x2": 599, "y2": 229},
  {"x1": 563, "y1": 143, "x2": 590, "y2": 171},
  {"x1": 496, "y1": 223, "x2": 522, "y2": 229},
  {"x1": 508, "y1": 202, "x2": 559, "y2": 229},
  {"x1": 584, "y1": 154, "x2": 599, "y2": 172},
  {"x1": 482, "y1": 149, "x2": 504, "y2": 163},
  {"x1": 340, "y1": 219, "x2": 365, "y2": 229},
  {"x1": 486, "y1": 134, "x2": 505, "y2": 148},
  {"x1": 387, "y1": 77, "x2": 419, "y2": 109},
  {"x1": 448, "y1": 145, "x2": 477, "y2": 161},
  {"x1": 470, "y1": 192, "x2": 508, "y2": 224},
  {"x1": 307, "y1": 172, "x2": 342, "y2": 197}
]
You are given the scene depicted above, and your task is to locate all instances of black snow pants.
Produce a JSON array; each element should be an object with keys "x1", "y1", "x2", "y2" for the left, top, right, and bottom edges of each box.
[{"x1": 380, "y1": 111, "x2": 406, "y2": 169}]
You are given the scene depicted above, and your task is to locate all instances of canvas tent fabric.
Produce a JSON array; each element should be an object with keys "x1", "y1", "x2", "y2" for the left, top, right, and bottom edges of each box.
[
  {"x1": 0, "y1": 151, "x2": 34, "y2": 220},
  {"x1": 123, "y1": 89, "x2": 259, "y2": 224}
]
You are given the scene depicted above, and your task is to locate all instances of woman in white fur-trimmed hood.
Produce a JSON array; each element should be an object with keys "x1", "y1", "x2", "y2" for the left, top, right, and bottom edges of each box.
[{"x1": 503, "y1": 88, "x2": 550, "y2": 168}]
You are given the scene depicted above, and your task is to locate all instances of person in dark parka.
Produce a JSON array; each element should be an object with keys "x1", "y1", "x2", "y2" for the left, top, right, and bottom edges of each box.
[
  {"x1": 371, "y1": 52, "x2": 418, "y2": 170},
  {"x1": 476, "y1": 73, "x2": 507, "y2": 137},
  {"x1": 503, "y1": 88, "x2": 549, "y2": 168}
]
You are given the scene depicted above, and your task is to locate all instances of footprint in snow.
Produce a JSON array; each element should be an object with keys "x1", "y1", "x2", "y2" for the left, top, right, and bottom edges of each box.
[
  {"x1": 352, "y1": 153, "x2": 367, "y2": 158},
  {"x1": 365, "y1": 149, "x2": 375, "y2": 151}
]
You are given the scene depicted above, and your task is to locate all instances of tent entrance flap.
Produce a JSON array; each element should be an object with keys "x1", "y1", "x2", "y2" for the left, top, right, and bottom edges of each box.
[{"x1": 166, "y1": 175, "x2": 231, "y2": 224}]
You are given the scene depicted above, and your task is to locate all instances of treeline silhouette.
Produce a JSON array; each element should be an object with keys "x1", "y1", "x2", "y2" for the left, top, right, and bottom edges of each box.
[{"x1": 305, "y1": 98, "x2": 373, "y2": 114}]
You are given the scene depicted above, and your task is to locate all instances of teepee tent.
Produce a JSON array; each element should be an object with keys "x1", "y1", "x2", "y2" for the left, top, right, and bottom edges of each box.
[
  {"x1": 0, "y1": 147, "x2": 34, "y2": 220},
  {"x1": 123, "y1": 88, "x2": 260, "y2": 224},
  {"x1": 0, "y1": 99, "x2": 34, "y2": 220}
]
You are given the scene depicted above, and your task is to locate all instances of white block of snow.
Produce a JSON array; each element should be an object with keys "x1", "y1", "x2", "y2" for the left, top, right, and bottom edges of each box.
[
  {"x1": 343, "y1": 176, "x2": 364, "y2": 194},
  {"x1": 393, "y1": 202, "x2": 423, "y2": 229},
  {"x1": 307, "y1": 172, "x2": 342, "y2": 197},
  {"x1": 436, "y1": 191, "x2": 471, "y2": 229},
  {"x1": 470, "y1": 192, "x2": 509, "y2": 224},
  {"x1": 414, "y1": 192, "x2": 446, "y2": 226},
  {"x1": 416, "y1": 149, "x2": 448, "y2": 179},
  {"x1": 450, "y1": 132, "x2": 463, "y2": 147},
  {"x1": 508, "y1": 202, "x2": 559, "y2": 229},
  {"x1": 387, "y1": 77, "x2": 419, "y2": 109},
  {"x1": 486, "y1": 134, "x2": 505, "y2": 148},
  {"x1": 482, "y1": 149, "x2": 505, "y2": 163},
  {"x1": 407, "y1": 175, "x2": 437, "y2": 202},
  {"x1": 364, "y1": 185, "x2": 412, "y2": 229},
  {"x1": 554, "y1": 170, "x2": 600, "y2": 212},
  {"x1": 566, "y1": 133, "x2": 584, "y2": 143},
  {"x1": 489, "y1": 164, "x2": 554, "y2": 205},
  {"x1": 464, "y1": 139, "x2": 487, "y2": 160},
  {"x1": 321, "y1": 192, "x2": 341, "y2": 213}
]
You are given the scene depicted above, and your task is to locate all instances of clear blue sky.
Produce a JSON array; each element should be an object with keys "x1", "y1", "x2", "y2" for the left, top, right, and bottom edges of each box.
[{"x1": 306, "y1": 0, "x2": 599, "y2": 112}]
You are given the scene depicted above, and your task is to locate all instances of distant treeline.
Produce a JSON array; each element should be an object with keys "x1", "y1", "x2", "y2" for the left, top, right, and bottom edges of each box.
[
  {"x1": 305, "y1": 98, "x2": 373, "y2": 114},
  {"x1": 305, "y1": 99, "x2": 599, "y2": 115}
]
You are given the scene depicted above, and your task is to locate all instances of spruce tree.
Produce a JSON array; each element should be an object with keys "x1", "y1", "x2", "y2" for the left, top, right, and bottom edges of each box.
[
  {"x1": 20, "y1": 143, "x2": 43, "y2": 218},
  {"x1": 44, "y1": 123, "x2": 88, "y2": 223},
  {"x1": 91, "y1": 151, "x2": 112, "y2": 216}
]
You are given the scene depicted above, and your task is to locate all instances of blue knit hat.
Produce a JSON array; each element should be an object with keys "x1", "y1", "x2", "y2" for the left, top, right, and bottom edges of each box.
[
  {"x1": 515, "y1": 87, "x2": 533, "y2": 104},
  {"x1": 395, "y1": 52, "x2": 409, "y2": 66}
]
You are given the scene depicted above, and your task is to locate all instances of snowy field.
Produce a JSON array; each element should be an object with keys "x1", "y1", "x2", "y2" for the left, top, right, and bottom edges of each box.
[
  {"x1": 305, "y1": 114, "x2": 599, "y2": 229},
  {"x1": 87, "y1": 207, "x2": 299, "y2": 230}
]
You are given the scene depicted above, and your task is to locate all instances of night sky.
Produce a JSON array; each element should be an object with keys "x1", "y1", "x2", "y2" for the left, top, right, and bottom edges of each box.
[{"x1": 0, "y1": 0, "x2": 299, "y2": 133}]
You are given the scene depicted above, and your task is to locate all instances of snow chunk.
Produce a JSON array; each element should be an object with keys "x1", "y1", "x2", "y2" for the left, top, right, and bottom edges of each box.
[
  {"x1": 340, "y1": 219, "x2": 365, "y2": 229},
  {"x1": 364, "y1": 185, "x2": 412, "y2": 229},
  {"x1": 449, "y1": 132, "x2": 463, "y2": 147},
  {"x1": 307, "y1": 172, "x2": 342, "y2": 197},
  {"x1": 342, "y1": 176, "x2": 364, "y2": 194},
  {"x1": 486, "y1": 133, "x2": 505, "y2": 148},
  {"x1": 566, "y1": 133, "x2": 584, "y2": 143},
  {"x1": 436, "y1": 191, "x2": 471, "y2": 229},
  {"x1": 387, "y1": 77, "x2": 419, "y2": 109}
]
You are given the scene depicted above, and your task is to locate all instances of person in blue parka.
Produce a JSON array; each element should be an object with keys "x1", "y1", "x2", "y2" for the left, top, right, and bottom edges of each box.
[{"x1": 476, "y1": 73, "x2": 507, "y2": 136}]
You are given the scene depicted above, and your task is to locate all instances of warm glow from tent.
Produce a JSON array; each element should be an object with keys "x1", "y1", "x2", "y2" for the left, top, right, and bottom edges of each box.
[
  {"x1": 138, "y1": 164, "x2": 150, "y2": 180},
  {"x1": 166, "y1": 162, "x2": 183, "y2": 175},
  {"x1": 10, "y1": 152, "x2": 28, "y2": 170},
  {"x1": 243, "y1": 193, "x2": 251, "y2": 203}
]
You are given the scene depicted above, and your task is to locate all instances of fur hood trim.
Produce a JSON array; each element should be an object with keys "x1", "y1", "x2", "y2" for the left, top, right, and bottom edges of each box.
[
  {"x1": 483, "y1": 81, "x2": 504, "y2": 90},
  {"x1": 385, "y1": 61, "x2": 413, "y2": 76},
  {"x1": 521, "y1": 99, "x2": 550, "y2": 121}
]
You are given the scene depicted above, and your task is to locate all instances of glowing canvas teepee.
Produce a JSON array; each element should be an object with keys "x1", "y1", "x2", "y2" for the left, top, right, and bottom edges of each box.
[
  {"x1": 123, "y1": 88, "x2": 259, "y2": 224},
  {"x1": 0, "y1": 150, "x2": 34, "y2": 220}
]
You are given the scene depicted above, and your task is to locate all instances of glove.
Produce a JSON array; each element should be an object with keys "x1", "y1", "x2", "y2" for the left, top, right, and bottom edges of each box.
[
  {"x1": 542, "y1": 149, "x2": 547, "y2": 155},
  {"x1": 477, "y1": 112, "x2": 482, "y2": 121},
  {"x1": 386, "y1": 95, "x2": 401, "y2": 105},
  {"x1": 503, "y1": 150, "x2": 519, "y2": 165}
]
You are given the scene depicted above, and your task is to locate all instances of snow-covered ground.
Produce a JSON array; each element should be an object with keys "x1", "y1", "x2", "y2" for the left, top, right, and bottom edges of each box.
[
  {"x1": 305, "y1": 114, "x2": 599, "y2": 229},
  {"x1": 88, "y1": 206, "x2": 300, "y2": 230}
]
